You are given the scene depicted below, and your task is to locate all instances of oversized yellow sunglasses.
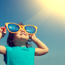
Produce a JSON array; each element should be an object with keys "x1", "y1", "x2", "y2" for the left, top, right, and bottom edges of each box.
[{"x1": 5, "y1": 22, "x2": 38, "y2": 35}]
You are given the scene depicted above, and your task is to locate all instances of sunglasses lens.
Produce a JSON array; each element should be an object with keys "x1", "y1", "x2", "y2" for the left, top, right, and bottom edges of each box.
[
  {"x1": 24, "y1": 26, "x2": 36, "y2": 34},
  {"x1": 8, "y1": 24, "x2": 20, "y2": 32}
]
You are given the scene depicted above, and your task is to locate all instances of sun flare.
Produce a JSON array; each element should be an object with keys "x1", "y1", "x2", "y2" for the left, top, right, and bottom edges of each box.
[{"x1": 41, "y1": 0, "x2": 65, "y2": 21}]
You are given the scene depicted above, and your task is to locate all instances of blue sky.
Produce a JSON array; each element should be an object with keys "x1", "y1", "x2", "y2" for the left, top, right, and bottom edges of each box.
[{"x1": 0, "y1": 0, "x2": 65, "y2": 65}]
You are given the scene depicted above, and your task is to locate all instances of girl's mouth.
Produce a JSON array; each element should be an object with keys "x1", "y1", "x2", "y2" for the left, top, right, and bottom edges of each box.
[
  {"x1": 20, "y1": 33, "x2": 26, "y2": 35},
  {"x1": 20, "y1": 34, "x2": 25, "y2": 35}
]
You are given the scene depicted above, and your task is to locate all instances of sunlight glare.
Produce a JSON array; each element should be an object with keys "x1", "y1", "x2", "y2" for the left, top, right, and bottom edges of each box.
[{"x1": 41, "y1": 0, "x2": 65, "y2": 21}]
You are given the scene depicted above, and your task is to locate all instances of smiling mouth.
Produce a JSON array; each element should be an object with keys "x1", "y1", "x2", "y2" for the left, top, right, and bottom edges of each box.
[
  {"x1": 20, "y1": 33, "x2": 26, "y2": 35},
  {"x1": 20, "y1": 34, "x2": 24, "y2": 35}
]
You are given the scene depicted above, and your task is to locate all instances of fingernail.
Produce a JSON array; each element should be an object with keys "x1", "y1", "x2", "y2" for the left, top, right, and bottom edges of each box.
[{"x1": 3, "y1": 28, "x2": 6, "y2": 31}]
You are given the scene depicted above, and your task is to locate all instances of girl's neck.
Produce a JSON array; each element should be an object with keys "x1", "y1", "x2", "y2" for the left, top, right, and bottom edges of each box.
[{"x1": 14, "y1": 39, "x2": 27, "y2": 47}]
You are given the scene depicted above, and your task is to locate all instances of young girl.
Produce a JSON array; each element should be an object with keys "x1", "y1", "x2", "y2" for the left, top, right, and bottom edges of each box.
[{"x1": 0, "y1": 22, "x2": 49, "y2": 65}]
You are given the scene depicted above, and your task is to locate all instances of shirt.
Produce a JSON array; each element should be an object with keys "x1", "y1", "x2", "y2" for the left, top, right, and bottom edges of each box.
[{"x1": 3, "y1": 45, "x2": 35, "y2": 65}]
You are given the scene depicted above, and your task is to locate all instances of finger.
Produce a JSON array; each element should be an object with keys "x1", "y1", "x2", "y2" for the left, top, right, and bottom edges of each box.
[
  {"x1": 3, "y1": 31, "x2": 7, "y2": 34},
  {"x1": 0, "y1": 27, "x2": 7, "y2": 34},
  {"x1": 3, "y1": 29, "x2": 7, "y2": 34},
  {"x1": 2, "y1": 28, "x2": 7, "y2": 37},
  {"x1": 0, "y1": 28, "x2": 3, "y2": 32},
  {"x1": 1, "y1": 27, "x2": 6, "y2": 31}
]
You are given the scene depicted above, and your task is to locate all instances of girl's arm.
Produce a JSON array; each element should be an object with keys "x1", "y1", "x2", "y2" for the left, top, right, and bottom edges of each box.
[
  {"x1": 0, "y1": 32, "x2": 2, "y2": 39},
  {"x1": 0, "y1": 28, "x2": 3, "y2": 39},
  {"x1": 0, "y1": 27, "x2": 7, "y2": 55},
  {"x1": 30, "y1": 34, "x2": 49, "y2": 56}
]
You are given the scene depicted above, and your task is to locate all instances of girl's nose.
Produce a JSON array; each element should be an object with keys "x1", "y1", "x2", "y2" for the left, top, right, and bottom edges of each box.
[{"x1": 20, "y1": 28, "x2": 25, "y2": 32}]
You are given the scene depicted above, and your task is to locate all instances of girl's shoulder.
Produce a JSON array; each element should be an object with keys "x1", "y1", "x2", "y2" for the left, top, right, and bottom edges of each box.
[{"x1": 0, "y1": 45, "x2": 6, "y2": 55}]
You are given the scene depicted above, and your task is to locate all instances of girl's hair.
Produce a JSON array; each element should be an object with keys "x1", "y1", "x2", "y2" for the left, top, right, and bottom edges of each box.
[{"x1": 7, "y1": 22, "x2": 32, "y2": 48}]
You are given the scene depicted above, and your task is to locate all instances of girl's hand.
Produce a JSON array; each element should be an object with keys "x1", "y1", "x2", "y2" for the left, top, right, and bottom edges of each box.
[
  {"x1": 0, "y1": 26, "x2": 7, "y2": 38},
  {"x1": 29, "y1": 34, "x2": 37, "y2": 41}
]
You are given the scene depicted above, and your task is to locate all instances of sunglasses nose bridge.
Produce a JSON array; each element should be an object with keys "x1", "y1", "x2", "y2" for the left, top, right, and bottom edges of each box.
[{"x1": 20, "y1": 26, "x2": 25, "y2": 31}]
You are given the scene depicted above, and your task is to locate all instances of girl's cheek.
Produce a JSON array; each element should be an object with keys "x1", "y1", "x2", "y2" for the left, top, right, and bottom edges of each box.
[{"x1": 14, "y1": 34, "x2": 18, "y2": 38}]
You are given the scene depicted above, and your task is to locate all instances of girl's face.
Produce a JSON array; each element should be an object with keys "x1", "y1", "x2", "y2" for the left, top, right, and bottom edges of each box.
[{"x1": 13, "y1": 27, "x2": 29, "y2": 42}]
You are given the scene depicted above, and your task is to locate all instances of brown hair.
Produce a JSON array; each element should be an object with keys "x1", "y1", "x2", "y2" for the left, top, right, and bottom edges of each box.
[{"x1": 7, "y1": 22, "x2": 32, "y2": 48}]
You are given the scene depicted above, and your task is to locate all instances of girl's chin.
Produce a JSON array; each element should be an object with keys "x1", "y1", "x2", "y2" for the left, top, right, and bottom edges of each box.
[
  {"x1": 15, "y1": 35, "x2": 29, "y2": 40},
  {"x1": 19, "y1": 36, "x2": 28, "y2": 40},
  {"x1": 20, "y1": 35, "x2": 27, "y2": 38}
]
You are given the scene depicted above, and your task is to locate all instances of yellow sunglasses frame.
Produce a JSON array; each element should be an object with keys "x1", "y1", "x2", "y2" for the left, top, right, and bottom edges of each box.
[{"x1": 5, "y1": 23, "x2": 37, "y2": 35}]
